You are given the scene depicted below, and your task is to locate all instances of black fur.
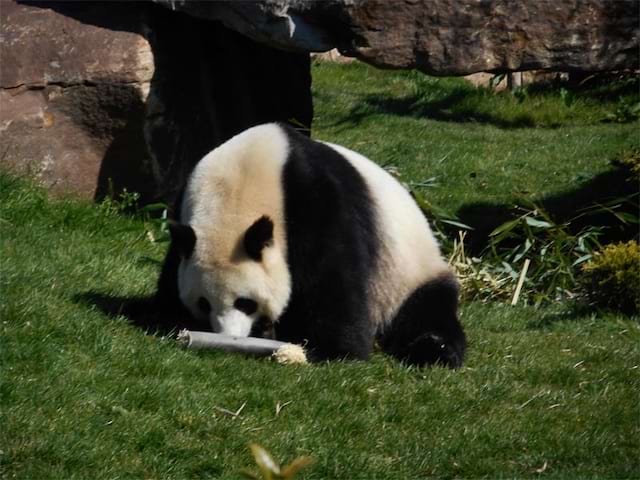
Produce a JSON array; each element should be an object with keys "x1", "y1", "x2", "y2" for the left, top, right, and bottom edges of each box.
[
  {"x1": 234, "y1": 297, "x2": 258, "y2": 315},
  {"x1": 244, "y1": 216, "x2": 274, "y2": 261},
  {"x1": 168, "y1": 221, "x2": 196, "y2": 258},
  {"x1": 250, "y1": 315, "x2": 275, "y2": 339},
  {"x1": 378, "y1": 273, "x2": 466, "y2": 368},
  {"x1": 275, "y1": 126, "x2": 379, "y2": 362},
  {"x1": 198, "y1": 297, "x2": 212, "y2": 315},
  {"x1": 156, "y1": 237, "x2": 190, "y2": 317},
  {"x1": 156, "y1": 190, "x2": 190, "y2": 316}
]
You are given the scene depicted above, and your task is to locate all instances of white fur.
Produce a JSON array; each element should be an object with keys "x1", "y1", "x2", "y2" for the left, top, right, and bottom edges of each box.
[
  {"x1": 178, "y1": 124, "x2": 292, "y2": 335},
  {"x1": 215, "y1": 309, "x2": 254, "y2": 337},
  {"x1": 323, "y1": 142, "x2": 450, "y2": 331}
]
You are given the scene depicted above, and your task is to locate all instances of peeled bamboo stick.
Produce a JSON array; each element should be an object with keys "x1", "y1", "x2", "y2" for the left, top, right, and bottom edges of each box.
[
  {"x1": 177, "y1": 330, "x2": 290, "y2": 356},
  {"x1": 177, "y1": 330, "x2": 308, "y2": 364}
]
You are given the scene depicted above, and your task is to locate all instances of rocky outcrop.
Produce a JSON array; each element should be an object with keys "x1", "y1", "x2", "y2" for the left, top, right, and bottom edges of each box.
[
  {"x1": 156, "y1": 0, "x2": 639, "y2": 75},
  {"x1": 2, "y1": 0, "x2": 636, "y2": 201},
  {"x1": 1, "y1": 1, "x2": 312, "y2": 202},
  {"x1": 0, "y1": 2, "x2": 154, "y2": 199}
]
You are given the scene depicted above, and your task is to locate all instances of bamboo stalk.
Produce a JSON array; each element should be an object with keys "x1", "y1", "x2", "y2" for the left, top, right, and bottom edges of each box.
[
  {"x1": 511, "y1": 258, "x2": 531, "y2": 306},
  {"x1": 177, "y1": 330, "x2": 290, "y2": 356}
]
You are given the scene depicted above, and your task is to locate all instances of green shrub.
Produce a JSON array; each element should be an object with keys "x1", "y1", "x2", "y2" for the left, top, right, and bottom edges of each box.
[
  {"x1": 617, "y1": 147, "x2": 640, "y2": 181},
  {"x1": 579, "y1": 240, "x2": 640, "y2": 315},
  {"x1": 441, "y1": 147, "x2": 639, "y2": 306}
]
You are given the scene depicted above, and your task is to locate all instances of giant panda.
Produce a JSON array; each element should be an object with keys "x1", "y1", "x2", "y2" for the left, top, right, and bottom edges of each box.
[{"x1": 157, "y1": 123, "x2": 466, "y2": 367}]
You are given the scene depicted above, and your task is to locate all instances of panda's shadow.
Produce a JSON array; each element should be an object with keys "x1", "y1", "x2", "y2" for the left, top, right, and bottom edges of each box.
[{"x1": 74, "y1": 292, "x2": 208, "y2": 336}]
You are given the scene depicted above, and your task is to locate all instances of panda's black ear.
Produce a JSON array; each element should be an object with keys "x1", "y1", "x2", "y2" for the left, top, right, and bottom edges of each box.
[
  {"x1": 244, "y1": 216, "x2": 273, "y2": 261},
  {"x1": 168, "y1": 221, "x2": 196, "y2": 258}
]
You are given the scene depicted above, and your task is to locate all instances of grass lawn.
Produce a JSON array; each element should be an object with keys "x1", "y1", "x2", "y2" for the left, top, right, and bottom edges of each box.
[{"x1": 2, "y1": 63, "x2": 639, "y2": 479}]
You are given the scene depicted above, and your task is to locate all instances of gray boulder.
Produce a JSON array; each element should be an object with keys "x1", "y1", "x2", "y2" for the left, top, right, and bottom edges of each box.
[
  {"x1": 1, "y1": 0, "x2": 636, "y2": 202},
  {"x1": 154, "y1": 0, "x2": 639, "y2": 75},
  {"x1": 0, "y1": 1, "x2": 311, "y2": 202},
  {"x1": 0, "y1": 1, "x2": 153, "y2": 199}
]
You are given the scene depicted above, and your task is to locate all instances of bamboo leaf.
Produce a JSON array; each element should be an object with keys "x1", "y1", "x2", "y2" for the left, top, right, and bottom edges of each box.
[
  {"x1": 139, "y1": 203, "x2": 169, "y2": 213},
  {"x1": 489, "y1": 218, "x2": 521, "y2": 237},
  {"x1": 239, "y1": 469, "x2": 261, "y2": 480},
  {"x1": 524, "y1": 217, "x2": 552, "y2": 228},
  {"x1": 441, "y1": 219, "x2": 474, "y2": 230},
  {"x1": 281, "y1": 456, "x2": 315, "y2": 479},
  {"x1": 572, "y1": 254, "x2": 593, "y2": 267},
  {"x1": 249, "y1": 443, "x2": 280, "y2": 480},
  {"x1": 613, "y1": 212, "x2": 639, "y2": 224}
]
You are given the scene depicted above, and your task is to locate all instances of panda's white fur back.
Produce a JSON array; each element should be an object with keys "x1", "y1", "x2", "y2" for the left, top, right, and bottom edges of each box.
[{"x1": 323, "y1": 142, "x2": 449, "y2": 330}]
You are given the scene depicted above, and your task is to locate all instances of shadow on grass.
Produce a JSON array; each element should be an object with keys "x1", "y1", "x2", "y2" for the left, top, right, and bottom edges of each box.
[
  {"x1": 524, "y1": 302, "x2": 639, "y2": 329},
  {"x1": 454, "y1": 161, "x2": 639, "y2": 255},
  {"x1": 524, "y1": 303, "x2": 596, "y2": 330},
  {"x1": 528, "y1": 71, "x2": 640, "y2": 102},
  {"x1": 326, "y1": 72, "x2": 638, "y2": 130},
  {"x1": 74, "y1": 292, "x2": 208, "y2": 336},
  {"x1": 324, "y1": 86, "x2": 537, "y2": 130},
  {"x1": 345, "y1": 90, "x2": 536, "y2": 129}
]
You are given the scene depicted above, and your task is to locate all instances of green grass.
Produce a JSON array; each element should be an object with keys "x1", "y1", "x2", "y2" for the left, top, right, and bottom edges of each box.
[
  {"x1": 2, "y1": 63, "x2": 639, "y2": 479},
  {"x1": 312, "y1": 63, "x2": 639, "y2": 215}
]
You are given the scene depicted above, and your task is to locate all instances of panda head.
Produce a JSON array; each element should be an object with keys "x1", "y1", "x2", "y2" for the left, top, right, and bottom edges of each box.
[{"x1": 169, "y1": 215, "x2": 291, "y2": 337}]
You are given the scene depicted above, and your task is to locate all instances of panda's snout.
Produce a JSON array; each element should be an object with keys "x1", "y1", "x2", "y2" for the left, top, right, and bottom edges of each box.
[{"x1": 213, "y1": 309, "x2": 253, "y2": 337}]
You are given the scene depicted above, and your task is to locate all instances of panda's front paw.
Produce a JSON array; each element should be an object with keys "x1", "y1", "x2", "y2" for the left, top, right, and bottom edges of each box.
[{"x1": 407, "y1": 333, "x2": 463, "y2": 368}]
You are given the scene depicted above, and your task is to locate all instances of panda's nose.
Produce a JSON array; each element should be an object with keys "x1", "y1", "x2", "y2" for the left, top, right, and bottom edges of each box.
[{"x1": 216, "y1": 310, "x2": 253, "y2": 337}]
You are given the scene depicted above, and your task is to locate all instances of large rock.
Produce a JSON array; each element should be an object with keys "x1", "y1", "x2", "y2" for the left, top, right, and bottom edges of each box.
[
  {"x1": 2, "y1": 0, "x2": 636, "y2": 201},
  {"x1": 0, "y1": 1, "x2": 312, "y2": 202},
  {"x1": 156, "y1": 0, "x2": 639, "y2": 75},
  {"x1": 0, "y1": 2, "x2": 154, "y2": 199}
]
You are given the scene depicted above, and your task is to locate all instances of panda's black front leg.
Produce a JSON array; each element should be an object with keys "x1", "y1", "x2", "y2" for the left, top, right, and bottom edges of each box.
[
  {"x1": 276, "y1": 291, "x2": 374, "y2": 362},
  {"x1": 308, "y1": 308, "x2": 374, "y2": 362}
]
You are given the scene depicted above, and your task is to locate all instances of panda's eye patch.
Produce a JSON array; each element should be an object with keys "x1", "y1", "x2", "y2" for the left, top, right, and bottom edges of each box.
[
  {"x1": 233, "y1": 297, "x2": 258, "y2": 315},
  {"x1": 197, "y1": 297, "x2": 211, "y2": 314}
]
